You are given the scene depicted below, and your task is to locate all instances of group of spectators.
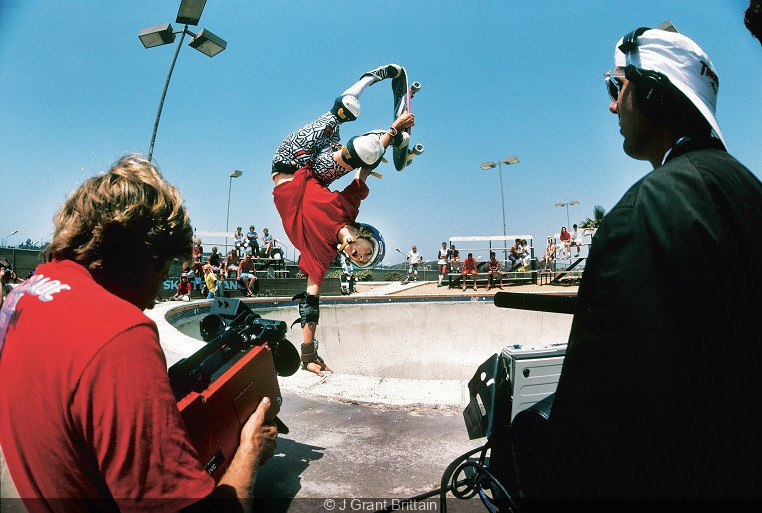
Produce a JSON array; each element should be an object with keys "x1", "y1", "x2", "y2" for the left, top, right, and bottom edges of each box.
[{"x1": 171, "y1": 224, "x2": 277, "y2": 301}]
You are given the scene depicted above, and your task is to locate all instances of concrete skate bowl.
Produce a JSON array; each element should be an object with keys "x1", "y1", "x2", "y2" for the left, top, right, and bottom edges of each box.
[{"x1": 162, "y1": 295, "x2": 573, "y2": 406}]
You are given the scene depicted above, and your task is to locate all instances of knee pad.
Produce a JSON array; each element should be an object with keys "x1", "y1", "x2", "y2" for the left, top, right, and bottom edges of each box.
[
  {"x1": 291, "y1": 291, "x2": 320, "y2": 328},
  {"x1": 331, "y1": 94, "x2": 360, "y2": 122}
]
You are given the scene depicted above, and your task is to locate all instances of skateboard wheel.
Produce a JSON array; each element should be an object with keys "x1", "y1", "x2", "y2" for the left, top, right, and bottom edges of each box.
[
  {"x1": 411, "y1": 143, "x2": 425, "y2": 155},
  {"x1": 410, "y1": 82, "x2": 422, "y2": 93}
]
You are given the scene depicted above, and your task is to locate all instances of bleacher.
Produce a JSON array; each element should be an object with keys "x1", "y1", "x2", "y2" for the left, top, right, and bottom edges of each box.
[{"x1": 446, "y1": 235, "x2": 538, "y2": 288}]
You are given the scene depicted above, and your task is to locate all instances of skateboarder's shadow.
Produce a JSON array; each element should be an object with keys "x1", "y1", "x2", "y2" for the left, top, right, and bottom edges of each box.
[{"x1": 253, "y1": 437, "x2": 325, "y2": 506}]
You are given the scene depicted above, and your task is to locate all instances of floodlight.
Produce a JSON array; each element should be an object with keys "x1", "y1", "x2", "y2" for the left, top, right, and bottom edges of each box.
[
  {"x1": 176, "y1": 0, "x2": 207, "y2": 26},
  {"x1": 189, "y1": 29, "x2": 227, "y2": 57},
  {"x1": 480, "y1": 161, "x2": 497, "y2": 170},
  {"x1": 138, "y1": 23, "x2": 176, "y2": 48},
  {"x1": 230, "y1": 169, "x2": 243, "y2": 178}
]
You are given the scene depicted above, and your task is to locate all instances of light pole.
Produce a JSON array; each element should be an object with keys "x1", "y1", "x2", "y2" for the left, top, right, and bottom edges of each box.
[
  {"x1": 225, "y1": 170, "x2": 243, "y2": 250},
  {"x1": 139, "y1": 0, "x2": 227, "y2": 160},
  {"x1": 555, "y1": 200, "x2": 580, "y2": 229},
  {"x1": 3, "y1": 230, "x2": 18, "y2": 247},
  {"x1": 480, "y1": 156, "x2": 520, "y2": 263}
]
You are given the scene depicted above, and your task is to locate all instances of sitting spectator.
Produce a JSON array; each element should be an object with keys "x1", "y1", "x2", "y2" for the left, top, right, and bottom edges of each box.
[
  {"x1": 170, "y1": 273, "x2": 191, "y2": 301},
  {"x1": 202, "y1": 264, "x2": 220, "y2": 299},
  {"x1": 448, "y1": 244, "x2": 461, "y2": 273},
  {"x1": 224, "y1": 248, "x2": 240, "y2": 278},
  {"x1": 539, "y1": 237, "x2": 557, "y2": 272},
  {"x1": 519, "y1": 239, "x2": 531, "y2": 269},
  {"x1": 405, "y1": 245, "x2": 423, "y2": 283},
  {"x1": 193, "y1": 238, "x2": 204, "y2": 262},
  {"x1": 341, "y1": 257, "x2": 356, "y2": 294},
  {"x1": 559, "y1": 226, "x2": 571, "y2": 258},
  {"x1": 461, "y1": 253, "x2": 478, "y2": 291},
  {"x1": 437, "y1": 242, "x2": 449, "y2": 288},
  {"x1": 237, "y1": 253, "x2": 258, "y2": 297},
  {"x1": 233, "y1": 226, "x2": 245, "y2": 250},
  {"x1": 207, "y1": 246, "x2": 221, "y2": 271},
  {"x1": 262, "y1": 228, "x2": 274, "y2": 257},
  {"x1": 570, "y1": 224, "x2": 583, "y2": 257},
  {"x1": 508, "y1": 238, "x2": 522, "y2": 270},
  {"x1": 247, "y1": 225, "x2": 260, "y2": 257},
  {"x1": 486, "y1": 251, "x2": 503, "y2": 290}
]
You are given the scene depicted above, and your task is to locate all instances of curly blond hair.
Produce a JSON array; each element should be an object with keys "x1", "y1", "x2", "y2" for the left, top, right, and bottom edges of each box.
[{"x1": 45, "y1": 155, "x2": 193, "y2": 274}]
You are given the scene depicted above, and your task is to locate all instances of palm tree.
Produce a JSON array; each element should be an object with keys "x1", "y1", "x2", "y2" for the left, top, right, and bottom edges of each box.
[{"x1": 580, "y1": 205, "x2": 606, "y2": 229}]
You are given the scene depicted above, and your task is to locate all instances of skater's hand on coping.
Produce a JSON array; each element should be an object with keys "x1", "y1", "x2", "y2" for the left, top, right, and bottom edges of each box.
[{"x1": 393, "y1": 112, "x2": 415, "y2": 129}]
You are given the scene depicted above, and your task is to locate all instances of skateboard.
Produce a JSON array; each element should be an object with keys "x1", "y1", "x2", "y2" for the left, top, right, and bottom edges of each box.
[{"x1": 391, "y1": 66, "x2": 424, "y2": 170}]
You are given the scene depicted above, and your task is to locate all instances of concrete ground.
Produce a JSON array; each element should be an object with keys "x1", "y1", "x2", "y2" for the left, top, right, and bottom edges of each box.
[{"x1": 1, "y1": 280, "x2": 577, "y2": 511}]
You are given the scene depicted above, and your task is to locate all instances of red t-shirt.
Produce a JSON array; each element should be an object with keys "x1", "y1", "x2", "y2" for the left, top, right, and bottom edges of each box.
[
  {"x1": 273, "y1": 168, "x2": 368, "y2": 286},
  {"x1": 463, "y1": 257, "x2": 477, "y2": 271},
  {"x1": 0, "y1": 260, "x2": 214, "y2": 511},
  {"x1": 560, "y1": 231, "x2": 570, "y2": 242}
]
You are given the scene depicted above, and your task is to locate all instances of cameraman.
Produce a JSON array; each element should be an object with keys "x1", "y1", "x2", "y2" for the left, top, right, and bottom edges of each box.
[{"x1": 0, "y1": 156, "x2": 277, "y2": 512}]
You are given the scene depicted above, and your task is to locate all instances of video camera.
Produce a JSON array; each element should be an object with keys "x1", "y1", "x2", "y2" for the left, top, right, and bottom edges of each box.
[{"x1": 168, "y1": 298, "x2": 300, "y2": 478}]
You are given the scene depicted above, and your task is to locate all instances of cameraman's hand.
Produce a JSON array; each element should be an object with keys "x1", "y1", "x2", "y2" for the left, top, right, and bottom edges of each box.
[
  {"x1": 218, "y1": 397, "x2": 278, "y2": 501},
  {"x1": 240, "y1": 397, "x2": 278, "y2": 465}
]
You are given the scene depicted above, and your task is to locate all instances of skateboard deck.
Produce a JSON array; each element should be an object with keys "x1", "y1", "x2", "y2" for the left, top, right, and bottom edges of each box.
[{"x1": 392, "y1": 67, "x2": 424, "y2": 170}]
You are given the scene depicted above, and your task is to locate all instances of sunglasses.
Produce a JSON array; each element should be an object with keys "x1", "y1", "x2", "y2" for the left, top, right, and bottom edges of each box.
[{"x1": 604, "y1": 69, "x2": 626, "y2": 102}]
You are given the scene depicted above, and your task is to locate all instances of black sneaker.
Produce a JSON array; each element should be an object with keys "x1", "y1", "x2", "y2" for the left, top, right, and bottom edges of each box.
[{"x1": 360, "y1": 63, "x2": 402, "y2": 84}]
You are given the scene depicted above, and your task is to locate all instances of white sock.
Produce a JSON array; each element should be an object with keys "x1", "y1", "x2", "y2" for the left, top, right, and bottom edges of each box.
[{"x1": 342, "y1": 76, "x2": 375, "y2": 100}]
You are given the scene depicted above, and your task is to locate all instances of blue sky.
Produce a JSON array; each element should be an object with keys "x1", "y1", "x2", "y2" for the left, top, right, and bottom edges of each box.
[{"x1": 1, "y1": 0, "x2": 759, "y2": 264}]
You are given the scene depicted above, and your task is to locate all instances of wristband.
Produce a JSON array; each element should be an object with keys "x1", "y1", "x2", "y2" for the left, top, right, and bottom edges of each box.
[{"x1": 387, "y1": 126, "x2": 398, "y2": 137}]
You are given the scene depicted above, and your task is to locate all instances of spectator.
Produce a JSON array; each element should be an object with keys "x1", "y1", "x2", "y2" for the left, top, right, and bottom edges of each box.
[
  {"x1": 486, "y1": 251, "x2": 503, "y2": 290},
  {"x1": 233, "y1": 226, "x2": 245, "y2": 251},
  {"x1": 437, "y1": 242, "x2": 449, "y2": 288},
  {"x1": 519, "y1": 239, "x2": 531, "y2": 269},
  {"x1": 341, "y1": 257, "x2": 356, "y2": 294},
  {"x1": 448, "y1": 244, "x2": 461, "y2": 273},
  {"x1": 559, "y1": 226, "x2": 571, "y2": 258},
  {"x1": 405, "y1": 245, "x2": 423, "y2": 283},
  {"x1": 170, "y1": 273, "x2": 192, "y2": 301},
  {"x1": 207, "y1": 246, "x2": 222, "y2": 272},
  {"x1": 569, "y1": 224, "x2": 583, "y2": 257},
  {"x1": 1, "y1": 267, "x2": 16, "y2": 309},
  {"x1": 237, "y1": 253, "x2": 258, "y2": 297},
  {"x1": 262, "y1": 228, "x2": 273, "y2": 258},
  {"x1": 539, "y1": 237, "x2": 557, "y2": 272},
  {"x1": 461, "y1": 253, "x2": 478, "y2": 291},
  {"x1": 247, "y1": 225, "x2": 260, "y2": 257},
  {"x1": 193, "y1": 238, "x2": 204, "y2": 262},
  {"x1": 539, "y1": 28, "x2": 762, "y2": 498},
  {"x1": 202, "y1": 264, "x2": 219, "y2": 299},
  {"x1": 508, "y1": 238, "x2": 522, "y2": 270},
  {"x1": 224, "y1": 247, "x2": 240, "y2": 279},
  {"x1": 0, "y1": 155, "x2": 276, "y2": 511}
]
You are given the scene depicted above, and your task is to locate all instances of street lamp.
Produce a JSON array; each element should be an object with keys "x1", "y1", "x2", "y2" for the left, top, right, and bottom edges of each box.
[
  {"x1": 480, "y1": 156, "x2": 520, "y2": 263},
  {"x1": 139, "y1": 0, "x2": 227, "y2": 160},
  {"x1": 225, "y1": 170, "x2": 243, "y2": 250},
  {"x1": 3, "y1": 230, "x2": 18, "y2": 247},
  {"x1": 554, "y1": 200, "x2": 580, "y2": 229}
]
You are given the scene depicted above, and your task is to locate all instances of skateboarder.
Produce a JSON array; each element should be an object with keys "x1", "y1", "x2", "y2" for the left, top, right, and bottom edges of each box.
[{"x1": 272, "y1": 65, "x2": 415, "y2": 376}]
